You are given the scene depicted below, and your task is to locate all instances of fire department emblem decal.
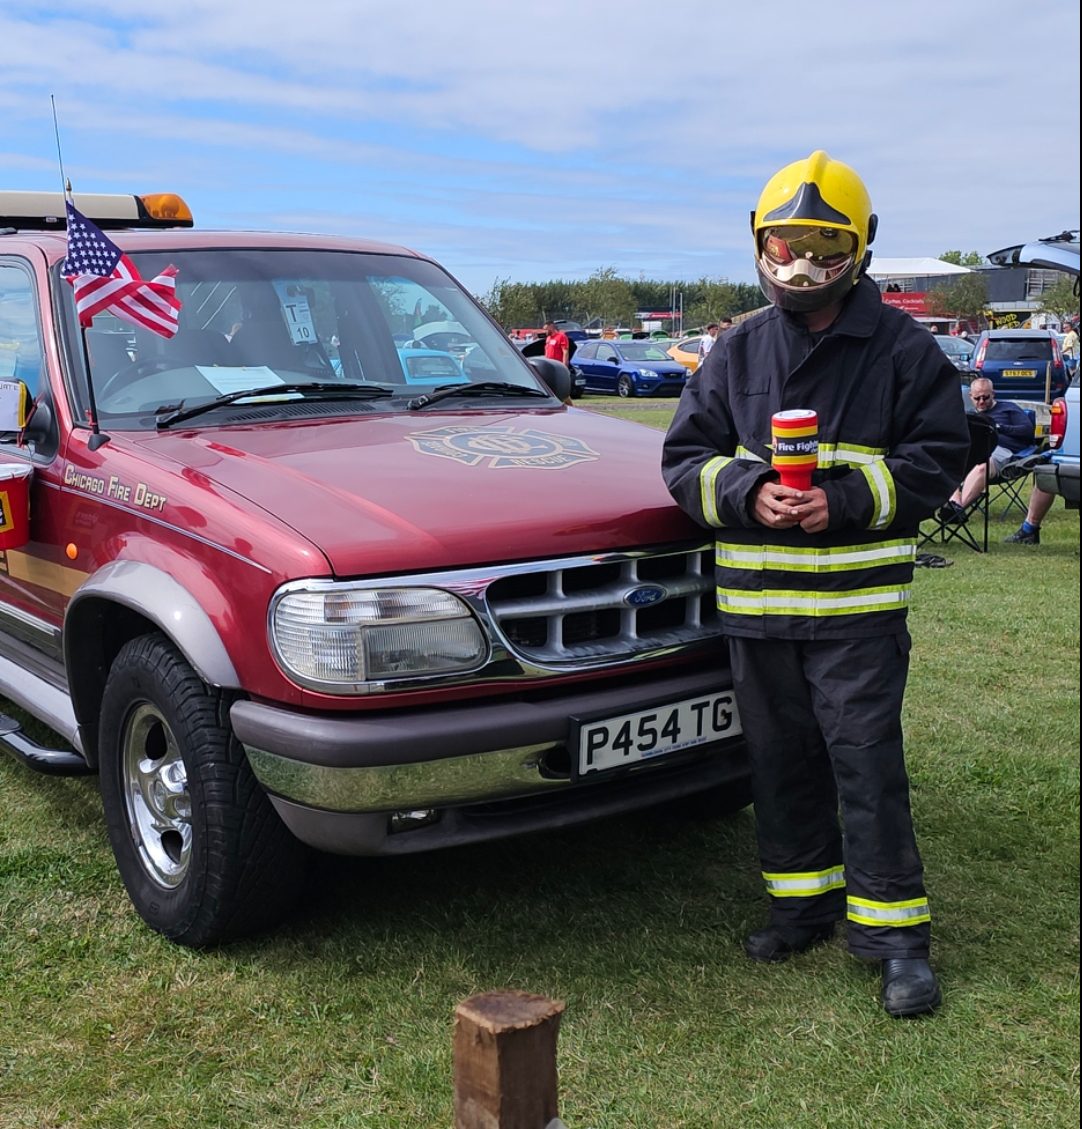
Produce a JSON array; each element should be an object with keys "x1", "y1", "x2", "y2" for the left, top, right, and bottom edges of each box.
[{"x1": 406, "y1": 426, "x2": 600, "y2": 469}]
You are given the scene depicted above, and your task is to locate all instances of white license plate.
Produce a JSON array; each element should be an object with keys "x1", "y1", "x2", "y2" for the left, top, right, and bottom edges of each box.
[{"x1": 572, "y1": 691, "x2": 742, "y2": 778}]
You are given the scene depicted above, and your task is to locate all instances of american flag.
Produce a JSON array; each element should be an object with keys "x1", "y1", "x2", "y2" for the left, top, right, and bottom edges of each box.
[{"x1": 63, "y1": 201, "x2": 181, "y2": 338}]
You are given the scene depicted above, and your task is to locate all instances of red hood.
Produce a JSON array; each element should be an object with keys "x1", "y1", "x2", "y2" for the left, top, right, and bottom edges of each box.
[{"x1": 143, "y1": 408, "x2": 700, "y2": 576}]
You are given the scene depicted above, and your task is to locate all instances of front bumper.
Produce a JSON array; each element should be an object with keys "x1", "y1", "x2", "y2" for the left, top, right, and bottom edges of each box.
[
  {"x1": 642, "y1": 381, "x2": 686, "y2": 397},
  {"x1": 230, "y1": 666, "x2": 748, "y2": 854},
  {"x1": 1033, "y1": 458, "x2": 1080, "y2": 506}
]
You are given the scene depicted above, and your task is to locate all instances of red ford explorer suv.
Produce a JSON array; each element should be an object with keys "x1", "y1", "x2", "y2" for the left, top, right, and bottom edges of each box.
[{"x1": 0, "y1": 190, "x2": 748, "y2": 945}]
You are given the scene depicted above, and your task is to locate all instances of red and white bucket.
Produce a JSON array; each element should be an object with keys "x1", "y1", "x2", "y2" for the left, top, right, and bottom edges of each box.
[
  {"x1": 771, "y1": 409, "x2": 819, "y2": 491},
  {"x1": 0, "y1": 463, "x2": 33, "y2": 550}
]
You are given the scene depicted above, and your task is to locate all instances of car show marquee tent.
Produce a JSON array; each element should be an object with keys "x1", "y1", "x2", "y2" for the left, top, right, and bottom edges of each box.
[{"x1": 868, "y1": 258, "x2": 972, "y2": 278}]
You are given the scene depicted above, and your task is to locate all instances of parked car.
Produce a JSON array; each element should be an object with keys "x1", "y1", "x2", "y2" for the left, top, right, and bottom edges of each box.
[
  {"x1": 552, "y1": 319, "x2": 588, "y2": 342},
  {"x1": 0, "y1": 188, "x2": 749, "y2": 944},
  {"x1": 969, "y1": 329, "x2": 1068, "y2": 402},
  {"x1": 1035, "y1": 388, "x2": 1080, "y2": 507},
  {"x1": 573, "y1": 339, "x2": 690, "y2": 397},
  {"x1": 668, "y1": 336, "x2": 704, "y2": 373},
  {"x1": 397, "y1": 347, "x2": 468, "y2": 384},
  {"x1": 987, "y1": 230, "x2": 1080, "y2": 275},
  {"x1": 406, "y1": 319, "x2": 475, "y2": 361},
  {"x1": 987, "y1": 231, "x2": 1079, "y2": 507},
  {"x1": 934, "y1": 334, "x2": 974, "y2": 372}
]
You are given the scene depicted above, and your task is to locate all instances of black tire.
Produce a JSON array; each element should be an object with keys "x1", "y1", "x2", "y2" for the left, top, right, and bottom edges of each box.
[
  {"x1": 617, "y1": 374, "x2": 634, "y2": 398},
  {"x1": 98, "y1": 633, "x2": 308, "y2": 946}
]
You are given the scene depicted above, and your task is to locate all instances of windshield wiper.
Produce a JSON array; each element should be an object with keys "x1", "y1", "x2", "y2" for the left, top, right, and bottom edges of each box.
[
  {"x1": 155, "y1": 383, "x2": 395, "y2": 429},
  {"x1": 407, "y1": 381, "x2": 551, "y2": 410}
]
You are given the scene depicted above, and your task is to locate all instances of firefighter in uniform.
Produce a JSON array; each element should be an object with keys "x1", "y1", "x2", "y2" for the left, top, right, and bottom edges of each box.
[{"x1": 662, "y1": 151, "x2": 968, "y2": 1017}]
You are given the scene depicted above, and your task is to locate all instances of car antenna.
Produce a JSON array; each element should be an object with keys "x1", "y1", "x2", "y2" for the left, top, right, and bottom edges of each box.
[{"x1": 52, "y1": 96, "x2": 109, "y2": 449}]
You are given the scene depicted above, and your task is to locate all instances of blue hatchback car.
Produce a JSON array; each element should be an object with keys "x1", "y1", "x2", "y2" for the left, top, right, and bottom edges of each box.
[
  {"x1": 572, "y1": 339, "x2": 689, "y2": 397},
  {"x1": 969, "y1": 329, "x2": 1068, "y2": 403}
]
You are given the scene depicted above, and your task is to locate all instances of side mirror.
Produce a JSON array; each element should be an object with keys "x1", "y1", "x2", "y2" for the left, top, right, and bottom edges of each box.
[
  {"x1": 527, "y1": 357, "x2": 572, "y2": 402},
  {"x1": 20, "y1": 396, "x2": 53, "y2": 445}
]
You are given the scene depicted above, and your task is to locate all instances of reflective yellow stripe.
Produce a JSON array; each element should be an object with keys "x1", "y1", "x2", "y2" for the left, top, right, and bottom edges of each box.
[
  {"x1": 818, "y1": 443, "x2": 888, "y2": 467},
  {"x1": 847, "y1": 896, "x2": 931, "y2": 927},
  {"x1": 735, "y1": 445, "x2": 767, "y2": 463},
  {"x1": 717, "y1": 584, "x2": 911, "y2": 616},
  {"x1": 716, "y1": 540, "x2": 915, "y2": 573},
  {"x1": 763, "y1": 866, "x2": 845, "y2": 898},
  {"x1": 699, "y1": 456, "x2": 732, "y2": 527},
  {"x1": 859, "y1": 460, "x2": 897, "y2": 528}
]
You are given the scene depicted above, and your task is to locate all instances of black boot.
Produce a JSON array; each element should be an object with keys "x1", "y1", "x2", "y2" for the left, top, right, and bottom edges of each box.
[
  {"x1": 881, "y1": 959, "x2": 941, "y2": 1017},
  {"x1": 744, "y1": 922, "x2": 835, "y2": 963}
]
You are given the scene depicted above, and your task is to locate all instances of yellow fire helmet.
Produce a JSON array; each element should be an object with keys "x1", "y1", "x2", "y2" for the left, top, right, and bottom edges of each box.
[{"x1": 750, "y1": 150, "x2": 878, "y2": 313}]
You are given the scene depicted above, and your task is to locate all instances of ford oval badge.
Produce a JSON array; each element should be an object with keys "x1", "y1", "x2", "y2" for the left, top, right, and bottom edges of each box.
[{"x1": 624, "y1": 584, "x2": 667, "y2": 607}]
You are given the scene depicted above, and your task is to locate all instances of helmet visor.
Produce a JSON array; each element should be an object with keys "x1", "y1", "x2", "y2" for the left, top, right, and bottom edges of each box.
[{"x1": 759, "y1": 225, "x2": 857, "y2": 289}]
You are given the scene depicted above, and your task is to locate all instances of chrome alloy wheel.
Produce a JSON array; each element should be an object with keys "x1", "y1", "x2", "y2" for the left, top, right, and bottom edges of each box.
[{"x1": 121, "y1": 703, "x2": 193, "y2": 888}]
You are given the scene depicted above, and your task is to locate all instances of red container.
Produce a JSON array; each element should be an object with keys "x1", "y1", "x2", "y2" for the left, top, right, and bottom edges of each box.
[
  {"x1": 0, "y1": 463, "x2": 32, "y2": 550},
  {"x1": 771, "y1": 409, "x2": 819, "y2": 491}
]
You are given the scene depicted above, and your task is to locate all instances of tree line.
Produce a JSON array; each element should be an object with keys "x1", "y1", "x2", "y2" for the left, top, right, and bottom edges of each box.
[
  {"x1": 479, "y1": 267, "x2": 763, "y2": 331},
  {"x1": 479, "y1": 258, "x2": 1079, "y2": 333}
]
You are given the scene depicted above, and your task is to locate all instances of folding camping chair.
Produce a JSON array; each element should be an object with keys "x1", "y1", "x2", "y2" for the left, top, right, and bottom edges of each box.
[
  {"x1": 919, "y1": 414, "x2": 998, "y2": 554},
  {"x1": 989, "y1": 448, "x2": 1047, "y2": 521},
  {"x1": 986, "y1": 405, "x2": 1047, "y2": 522}
]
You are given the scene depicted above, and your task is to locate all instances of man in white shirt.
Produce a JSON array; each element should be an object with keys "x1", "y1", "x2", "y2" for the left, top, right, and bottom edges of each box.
[
  {"x1": 1061, "y1": 323, "x2": 1079, "y2": 376},
  {"x1": 697, "y1": 323, "x2": 720, "y2": 366}
]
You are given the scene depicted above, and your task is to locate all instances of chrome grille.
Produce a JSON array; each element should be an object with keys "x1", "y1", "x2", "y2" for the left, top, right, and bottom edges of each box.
[{"x1": 485, "y1": 545, "x2": 720, "y2": 666}]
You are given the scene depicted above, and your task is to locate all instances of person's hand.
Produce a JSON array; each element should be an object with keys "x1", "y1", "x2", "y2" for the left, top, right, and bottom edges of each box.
[
  {"x1": 793, "y1": 486, "x2": 830, "y2": 533},
  {"x1": 752, "y1": 483, "x2": 830, "y2": 532},
  {"x1": 751, "y1": 482, "x2": 804, "y2": 529}
]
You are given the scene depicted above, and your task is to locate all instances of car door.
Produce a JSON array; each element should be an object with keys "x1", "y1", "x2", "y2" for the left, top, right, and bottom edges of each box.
[
  {"x1": 594, "y1": 343, "x2": 621, "y2": 393},
  {"x1": 573, "y1": 341, "x2": 601, "y2": 390}
]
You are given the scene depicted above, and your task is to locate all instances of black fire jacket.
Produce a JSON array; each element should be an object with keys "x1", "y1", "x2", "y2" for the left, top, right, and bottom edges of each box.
[{"x1": 662, "y1": 276, "x2": 969, "y2": 640}]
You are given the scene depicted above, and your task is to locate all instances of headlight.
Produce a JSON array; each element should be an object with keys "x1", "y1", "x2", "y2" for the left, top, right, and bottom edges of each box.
[
  {"x1": 637, "y1": 369, "x2": 658, "y2": 379},
  {"x1": 271, "y1": 585, "x2": 488, "y2": 690}
]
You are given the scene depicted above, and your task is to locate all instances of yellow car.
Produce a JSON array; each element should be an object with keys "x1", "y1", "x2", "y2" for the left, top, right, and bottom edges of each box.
[{"x1": 668, "y1": 335, "x2": 703, "y2": 373}]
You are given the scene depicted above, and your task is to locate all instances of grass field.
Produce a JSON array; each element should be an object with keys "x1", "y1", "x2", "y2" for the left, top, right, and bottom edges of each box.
[{"x1": 1, "y1": 400, "x2": 1078, "y2": 1128}]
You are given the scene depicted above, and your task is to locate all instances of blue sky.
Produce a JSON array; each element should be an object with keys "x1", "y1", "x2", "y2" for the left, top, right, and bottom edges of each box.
[{"x1": 3, "y1": 0, "x2": 1079, "y2": 297}]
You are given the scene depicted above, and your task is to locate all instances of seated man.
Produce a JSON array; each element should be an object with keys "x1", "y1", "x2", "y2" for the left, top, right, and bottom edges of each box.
[{"x1": 939, "y1": 377, "x2": 1036, "y2": 523}]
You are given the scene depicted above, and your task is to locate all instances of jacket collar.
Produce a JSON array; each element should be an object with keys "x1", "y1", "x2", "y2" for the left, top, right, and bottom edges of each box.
[{"x1": 778, "y1": 274, "x2": 882, "y2": 339}]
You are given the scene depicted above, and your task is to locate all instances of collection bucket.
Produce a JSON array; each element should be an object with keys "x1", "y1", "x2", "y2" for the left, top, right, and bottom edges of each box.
[
  {"x1": 0, "y1": 463, "x2": 33, "y2": 550},
  {"x1": 771, "y1": 409, "x2": 819, "y2": 491}
]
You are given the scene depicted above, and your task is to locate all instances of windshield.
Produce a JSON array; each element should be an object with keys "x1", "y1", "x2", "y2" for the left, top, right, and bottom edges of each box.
[
  {"x1": 61, "y1": 249, "x2": 545, "y2": 428},
  {"x1": 617, "y1": 342, "x2": 676, "y2": 362},
  {"x1": 985, "y1": 338, "x2": 1053, "y2": 362}
]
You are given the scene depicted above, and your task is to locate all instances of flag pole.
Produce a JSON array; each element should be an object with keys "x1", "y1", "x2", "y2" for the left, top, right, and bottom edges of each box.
[
  {"x1": 51, "y1": 95, "x2": 69, "y2": 199},
  {"x1": 52, "y1": 95, "x2": 108, "y2": 449}
]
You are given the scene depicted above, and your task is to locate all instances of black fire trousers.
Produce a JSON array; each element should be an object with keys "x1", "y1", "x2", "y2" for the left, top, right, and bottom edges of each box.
[{"x1": 728, "y1": 632, "x2": 931, "y2": 960}]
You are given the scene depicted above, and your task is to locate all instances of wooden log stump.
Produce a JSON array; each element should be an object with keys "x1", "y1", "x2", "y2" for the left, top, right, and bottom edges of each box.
[{"x1": 453, "y1": 990, "x2": 566, "y2": 1129}]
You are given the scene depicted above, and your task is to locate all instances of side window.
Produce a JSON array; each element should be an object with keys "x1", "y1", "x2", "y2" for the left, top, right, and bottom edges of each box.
[
  {"x1": 597, "y1": 344, "x2": 616, "y2": 362},
  {"x1": 576, "y1": 342, "x2": 596, "y2": 360},
  {"x1": 0, "y1": 261, "x2": 44, "y2": 399}
]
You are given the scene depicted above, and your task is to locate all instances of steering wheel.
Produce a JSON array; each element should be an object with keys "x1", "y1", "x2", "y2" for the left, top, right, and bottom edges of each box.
[{"x1": 97, "y1": 357, "x2": 172, "y2": 401}]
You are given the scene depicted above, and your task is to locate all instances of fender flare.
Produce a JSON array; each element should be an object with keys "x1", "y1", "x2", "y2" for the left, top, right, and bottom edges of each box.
[{"x1": 65, "y1": 560, "x2": 241, "y2": 766}]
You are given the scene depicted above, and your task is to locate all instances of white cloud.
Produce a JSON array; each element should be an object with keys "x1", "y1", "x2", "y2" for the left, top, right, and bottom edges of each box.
[{"x1": 2, "y1": 0, "x2": 1078, "y2": 292}]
